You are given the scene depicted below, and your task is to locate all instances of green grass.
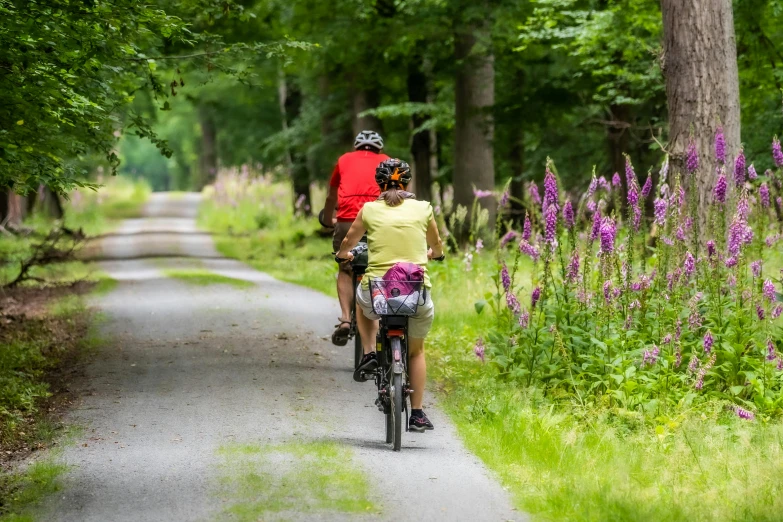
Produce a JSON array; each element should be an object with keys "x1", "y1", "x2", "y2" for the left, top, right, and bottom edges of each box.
[
  {"x1": 0, "y1": 458, "x2": 69, "y2": 522},
  {"x1": 163, "y1": 268, "x2": 254, "y2": 289},
  {"x1": 65, "y1": 176, "x2": 151, "y2": 236},
  {"x1": 199, "y1": 186, "x2": 783, "y2": 520},
  {"x1": 215, "y1": 441, "x2": 377, "y2": 520}
]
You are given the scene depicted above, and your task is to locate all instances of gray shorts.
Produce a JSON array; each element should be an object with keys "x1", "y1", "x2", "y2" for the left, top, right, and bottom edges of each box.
[{"x1": 356, "y1": 285, "x2": 435, "y2": 339}]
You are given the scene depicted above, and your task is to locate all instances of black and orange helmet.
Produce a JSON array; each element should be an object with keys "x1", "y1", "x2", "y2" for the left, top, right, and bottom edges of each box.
[{"x1": 375, "y1": 159, "x2": 412, "y2": 190}]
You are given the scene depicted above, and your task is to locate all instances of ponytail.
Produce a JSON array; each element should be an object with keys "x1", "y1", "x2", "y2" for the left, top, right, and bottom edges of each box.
[{"x1": 379, "y1": 186, "x2": 416, "y2": 207}]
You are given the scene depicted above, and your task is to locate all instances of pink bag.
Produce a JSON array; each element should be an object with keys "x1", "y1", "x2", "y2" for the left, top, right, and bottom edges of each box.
[{"x1": 380, "y1": 262, "x2": 424, "y2": 296}]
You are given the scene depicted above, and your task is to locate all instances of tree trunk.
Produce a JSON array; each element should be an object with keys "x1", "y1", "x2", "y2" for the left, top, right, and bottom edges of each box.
[
  {"x1": 279, "y1": 73, "x2": 312, "y2": 215},
  {"x1": 198, "y1": 104, "x2": 219, "y2": 188},
  {"x1": 0, "y1": 188, "x2": 8, "y2": 223},
  {"x1": 661, "y1": 0, "x2": 741, "y2": 214},
  {"x1": 5, "y1": 192, "x2": 26, "y2": 227},
  {"x1": 36, "y1": 185, "x2": 63, "y2": 219},
  {"x1": 453, "y1": 14, "x2": 496, "y2": 232},
  {"x1": 351, "y1": 88, "x2": 383, "y2": 137},
  {"x1": 407, "y1": 58, "x2": 432, "y2": 203}
]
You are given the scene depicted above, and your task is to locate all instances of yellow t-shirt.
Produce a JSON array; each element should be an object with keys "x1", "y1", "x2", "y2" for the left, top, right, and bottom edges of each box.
[{"x1": 361, "y1": 198, "x2": 434, "y2": 288}]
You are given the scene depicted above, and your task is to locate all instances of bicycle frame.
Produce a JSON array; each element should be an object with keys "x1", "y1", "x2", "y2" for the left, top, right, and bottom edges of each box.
[{"x1": 375, "y1": 315, "x2": 410, "y2": 424}]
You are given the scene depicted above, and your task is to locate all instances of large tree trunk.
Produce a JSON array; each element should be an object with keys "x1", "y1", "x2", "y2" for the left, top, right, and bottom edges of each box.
[
  {"x1": 351, "y1": 88, "x2": 383, "y2": 137},
  {"x1": 407, "y1": 58, "x2": 432, "y2": 203},
  {"x1": 36, "y1": 185, "x2": 63, "y2": 219},
  {"x1": 661, "y1": 0, "x2": 741, "y2": 214},
  {"x1": 198, "y1": 104, "x2": 219, "y2": 188},
  {"x1": 453, "y1": 14, "x2": 496, "y2": 232},
  {"x1": 5, "y1": 192, "x2": 26, "y2": 227}
]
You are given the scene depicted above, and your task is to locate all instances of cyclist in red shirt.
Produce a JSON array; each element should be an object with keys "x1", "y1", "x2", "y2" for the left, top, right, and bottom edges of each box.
[{"x1": 320, "y1": 130, "x2": 389, "y2": 345}]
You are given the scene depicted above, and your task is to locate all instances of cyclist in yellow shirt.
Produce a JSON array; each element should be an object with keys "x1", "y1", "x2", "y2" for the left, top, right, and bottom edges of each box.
[{"x1": 335, "y1": 159, "x2": 444, "y2": 432}]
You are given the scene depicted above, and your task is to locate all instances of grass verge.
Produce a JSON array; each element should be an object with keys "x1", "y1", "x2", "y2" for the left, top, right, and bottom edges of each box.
[
  {"x1": 163, "y1": 268, "x2": 254, "y2": 289},
  {"x1": 215, "y1": 441, "x2": 377, "y2": 520}
]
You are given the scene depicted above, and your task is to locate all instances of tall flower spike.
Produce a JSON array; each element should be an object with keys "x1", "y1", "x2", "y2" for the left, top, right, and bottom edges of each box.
[
  {"x1": 544, "y1": 204, "x2": 558, "y2": 244},
  {"x1": 714, "y1": 171, "x2": 727, "y2": 204},
  {"x1": 625, "y1": 155, "x2": 637, "y2": 187},
  {"x1": 563, "y1": 200, "x2": 575, "y2": 230},
  {"x1": 612, "y1": 172, "x2": 622, "y2": 187},
  {"x1": 522, "y1": 212, "x2": 532, "y2": 241},
  {"x1": 773, "y1": 136, "x2": 783, "y2": 168},
  {"x1": 531, "y1": 287, "x2": 541, "y2": 308},
  {"x1": 528, "y1": 183, "x2": 541, "y2": 206},
  {"x1": 715, "y1": 126, "x2": 726, "y2": 164},
  {"x1": 473, "y1": 338, "x2": 485, "y2": 362},
  {"x1": 641, "y1": 175, "x2": 652, "y2": 199},
  {"x1": 734, "y1": 148, "x2": 746, "y2": 188},
  {"x1": 748, "y1": 164, "x2": 758, "y2": 180},
  {"x1": 703, "y1": 331, "x2": 714, "y2": 353},
  {"x1": 653, "y1": 197, "x2": 668, "y2": 226},
  {"x1": 591, "y1": 209, "x2": 602, "y2": 241},
  {"x1": 500, "y1": 263, "x2": 511, "y2": 291},
  {"x1": 543, "y1": 167, "x2": 559, "y2": 210},
  {"x1": 686, "y1": 137, "x2": 699, "y2": 174},
  {"x1": 684, "y1": 251, "x2": 696, "y2": 277},
  {"x1": 599, "y1": 217, "x2": 616, "y2": 255},
  {"x1": 760, "y1": 183, "x2": 770, "y2": 208}
]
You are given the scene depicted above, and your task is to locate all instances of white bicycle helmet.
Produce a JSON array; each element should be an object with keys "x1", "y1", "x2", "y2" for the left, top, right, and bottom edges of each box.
[{"x1": 353, "y1": 130, "x2": 384, "y2": 151}]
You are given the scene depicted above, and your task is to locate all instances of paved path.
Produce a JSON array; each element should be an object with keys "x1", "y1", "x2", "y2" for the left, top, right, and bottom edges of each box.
[{"x1": 40, "y1": 193, "x2": 521, "y2": 521}]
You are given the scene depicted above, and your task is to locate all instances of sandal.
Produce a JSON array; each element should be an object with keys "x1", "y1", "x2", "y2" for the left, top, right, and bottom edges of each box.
[{"x1": 331, "y1": 319, "x2": 351, "y2": 346}]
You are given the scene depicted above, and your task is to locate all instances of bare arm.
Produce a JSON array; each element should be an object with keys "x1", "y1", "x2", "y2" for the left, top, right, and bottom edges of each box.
[
  {"x1": 321, "y1": 184, "x2": 338, "y2": 227},
  {"x1": 336, "y1": 208, "x2": 367, "y2": 259},
  {"x1": 426, "y1": 217, "x2": 444, "y2": 259}
]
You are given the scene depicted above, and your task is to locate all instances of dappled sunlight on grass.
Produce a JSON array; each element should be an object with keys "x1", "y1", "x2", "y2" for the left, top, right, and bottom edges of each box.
[{"x1": 163, "y1": 268, "x2": 254, "y2": 289}]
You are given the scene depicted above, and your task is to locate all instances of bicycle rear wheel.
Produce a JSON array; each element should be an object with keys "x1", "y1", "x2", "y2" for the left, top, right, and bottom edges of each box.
[
  {"x1": 353, "y1": 316, "x2": 362, "y2": 370},
  {"x1": 385, "y1": 408, "x2": 393, "y2": 443},
  {"x1": 389, "y1": 337, "x2": 403, "y2": 451}
]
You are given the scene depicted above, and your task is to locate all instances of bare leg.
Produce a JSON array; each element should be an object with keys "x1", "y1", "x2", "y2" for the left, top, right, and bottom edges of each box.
[
  {"x1": 336, "y1": 267, "x2": 353, "y2": 322},
  {"x1": 408, "y1": 338, "x2": 426, "y2": 409},
  {"x1": 356, "y1": 304, "x2": 379, "y2": 354}
]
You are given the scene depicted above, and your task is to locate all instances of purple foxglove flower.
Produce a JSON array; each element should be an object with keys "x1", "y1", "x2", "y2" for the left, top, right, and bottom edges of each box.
[
  {"x1": 625, "y1": 156, "x2": 637, "y2": 187},
  {"x1": 773, "y1": 137, "x2": 783, "y2": 167},
  {"x1": 529, "y1": 183, "x2": 541, "y2": 206},
  {"x1": 686, "y1": 137, "x2": 699, "y2": 174},
  {"x1": 675, "y1": 319, "x2": 682, "y2": 341},
  {"x1": 735, "y1": 407, "x2": 755, "y2": 421},
  {"x1": 734, "y1": 148, "x2": 746, "y2": 187},
  {"x1": 519, "y1": 310, "x2": 529, "y2": 329},
  {"x1": 778, "y1": 358, "x2": 783, "y2": 371},
  {"x1": 688, "y1": 356, "x2": 699, "y2": 373},
  {"x1": 475, "y1": 238, "x2": 484, "y2": 253},
  {"x1": 473, "y1": 188, "x2": 493, "y2": 199},
  {"x1": 603, "y1": 280, "x2": 612, "y2": 304},
  {"x1": 760, "y1": 183, "x2": 770, "y2": 208},
  {"x1": 725, "y1": 256, "x2": 738, "y2": 268},
  {"x1": 531, "y1": 287, "x2": 541, "y2": 308},
  {"x1": 703, "y1": 331, "x2": 714, "y2": 353},
  {"x1": 474, "y1": 338, "x2": 485, "y2": 362},
  {"x1": 587, "y1": 176, "x2": 598, "y2": 198},
  {"x1": 518, "y1": 240, "x2": 540, "y2": 262},
  {"x1": 627, "y1": 184, "x2": 639, "y2": 207},
  {"x1": 563, "y1": 200, "x2": 575, "y2": 230},
  {"x1": 586, "y1": 200, "x2": 597, "y2": 213},
  {"x1": 500, "y1": 230, "x2": 519, "y2": 248},
  {"x1": 599, "y1": 217, "x2": 616, "y2": 255},
  {"x1": 642, "y1": 345, "x2": 660, "y2": 366},
  {"x1": 612, "y1": 172, "x2": 622, "y2": 187},
  {"x1": 522, "y1": 213, "x2": 532, "y2": 241},
  {"x1": 689, "y1": 311, "x2": 702, "y2": 330},
  {"x1": 675, "y1": 344, "x2": 682, "y2": 368},
  {"x1": 714, "y1": 172, "x2": 727, "y2": 203},
  {"x1": 767, "y1": 339, "x2": 777, "y2": 362},
  {"x1": 641, "y1": 175, "x2": 652, "y2": 199},
  {"x1": 662, "y1": 334, "x2": 672, "y2": 344},
  {"x1": 774, "y1": 305, "x2": 783, "y2": 319},
  {"x1": 757, "y1": 304, "x2": 765, "y2": 321},
  {"x1": 591, "y1": 210, "x2": 601, "y2": 241},
  {"x1": 567, "y1": 251, "x2": 580, "y2": 282},
  {"x1": 715, "y1": 126, "x2": 726, "y2": 164},
  {"x1": 653, "y1": 197, "x2": 667, "y2": 226},
  {"x1": 676, "y1": 225, "x2": 687, "y2": 242},
  {"x1": 684, "y1": 251, "x2": 696, "y2": 277},
  {"x1": 543, "y1": 168, "x2": 559, "y2": 210},
  {"x1": 707, "y1": 240, "x2": 716, "y2": 257},
  {"x1": 751, "y1": 260, "x2": 762, "y2": 278},
  {"x1": 728, "y1": 274, "x2": 737, "y2": 286},
  {"x1": 501, "y1": 263, "x2": 511, "y2": 291},
  {"x1": 763, "y1": 279, "x2": 776, "y2": 301},
  {"x1": 748, "y1": 164, "x2": 758, "y2": 180},
  {"x1": 499, "y1": 190, "x2": 509, "y2": 207},
  {"x1": 544, "y1": 204, "x2": 558, "y2": 244},
  {"x1": 506, "y1": 291, "x2": 521, "y2": 315},
  {"x1": 598, "y1": 176, "x2": 611, "y2": 192}
]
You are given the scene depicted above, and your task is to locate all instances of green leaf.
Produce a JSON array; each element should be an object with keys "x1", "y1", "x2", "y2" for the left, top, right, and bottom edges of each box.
[{"x1": 474, "y1": 300, "x2": 487, "y2": 315}]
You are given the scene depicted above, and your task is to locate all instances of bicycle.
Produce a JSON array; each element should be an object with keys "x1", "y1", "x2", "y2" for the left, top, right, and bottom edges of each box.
[{"x1": 346, "y1": 240, "x2": 368, "y2": 369}]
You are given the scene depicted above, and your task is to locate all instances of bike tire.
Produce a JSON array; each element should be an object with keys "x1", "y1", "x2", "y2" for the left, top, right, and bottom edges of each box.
[
  {"x1": 353, "y1": 315, "x2": 362, "y2": 370},
  {"x1": 385, "y1": 409, "x2": 393, "y2": 443},
  {"x1": 391, "y1": 373, "x2": 403, "y2": 451}
]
